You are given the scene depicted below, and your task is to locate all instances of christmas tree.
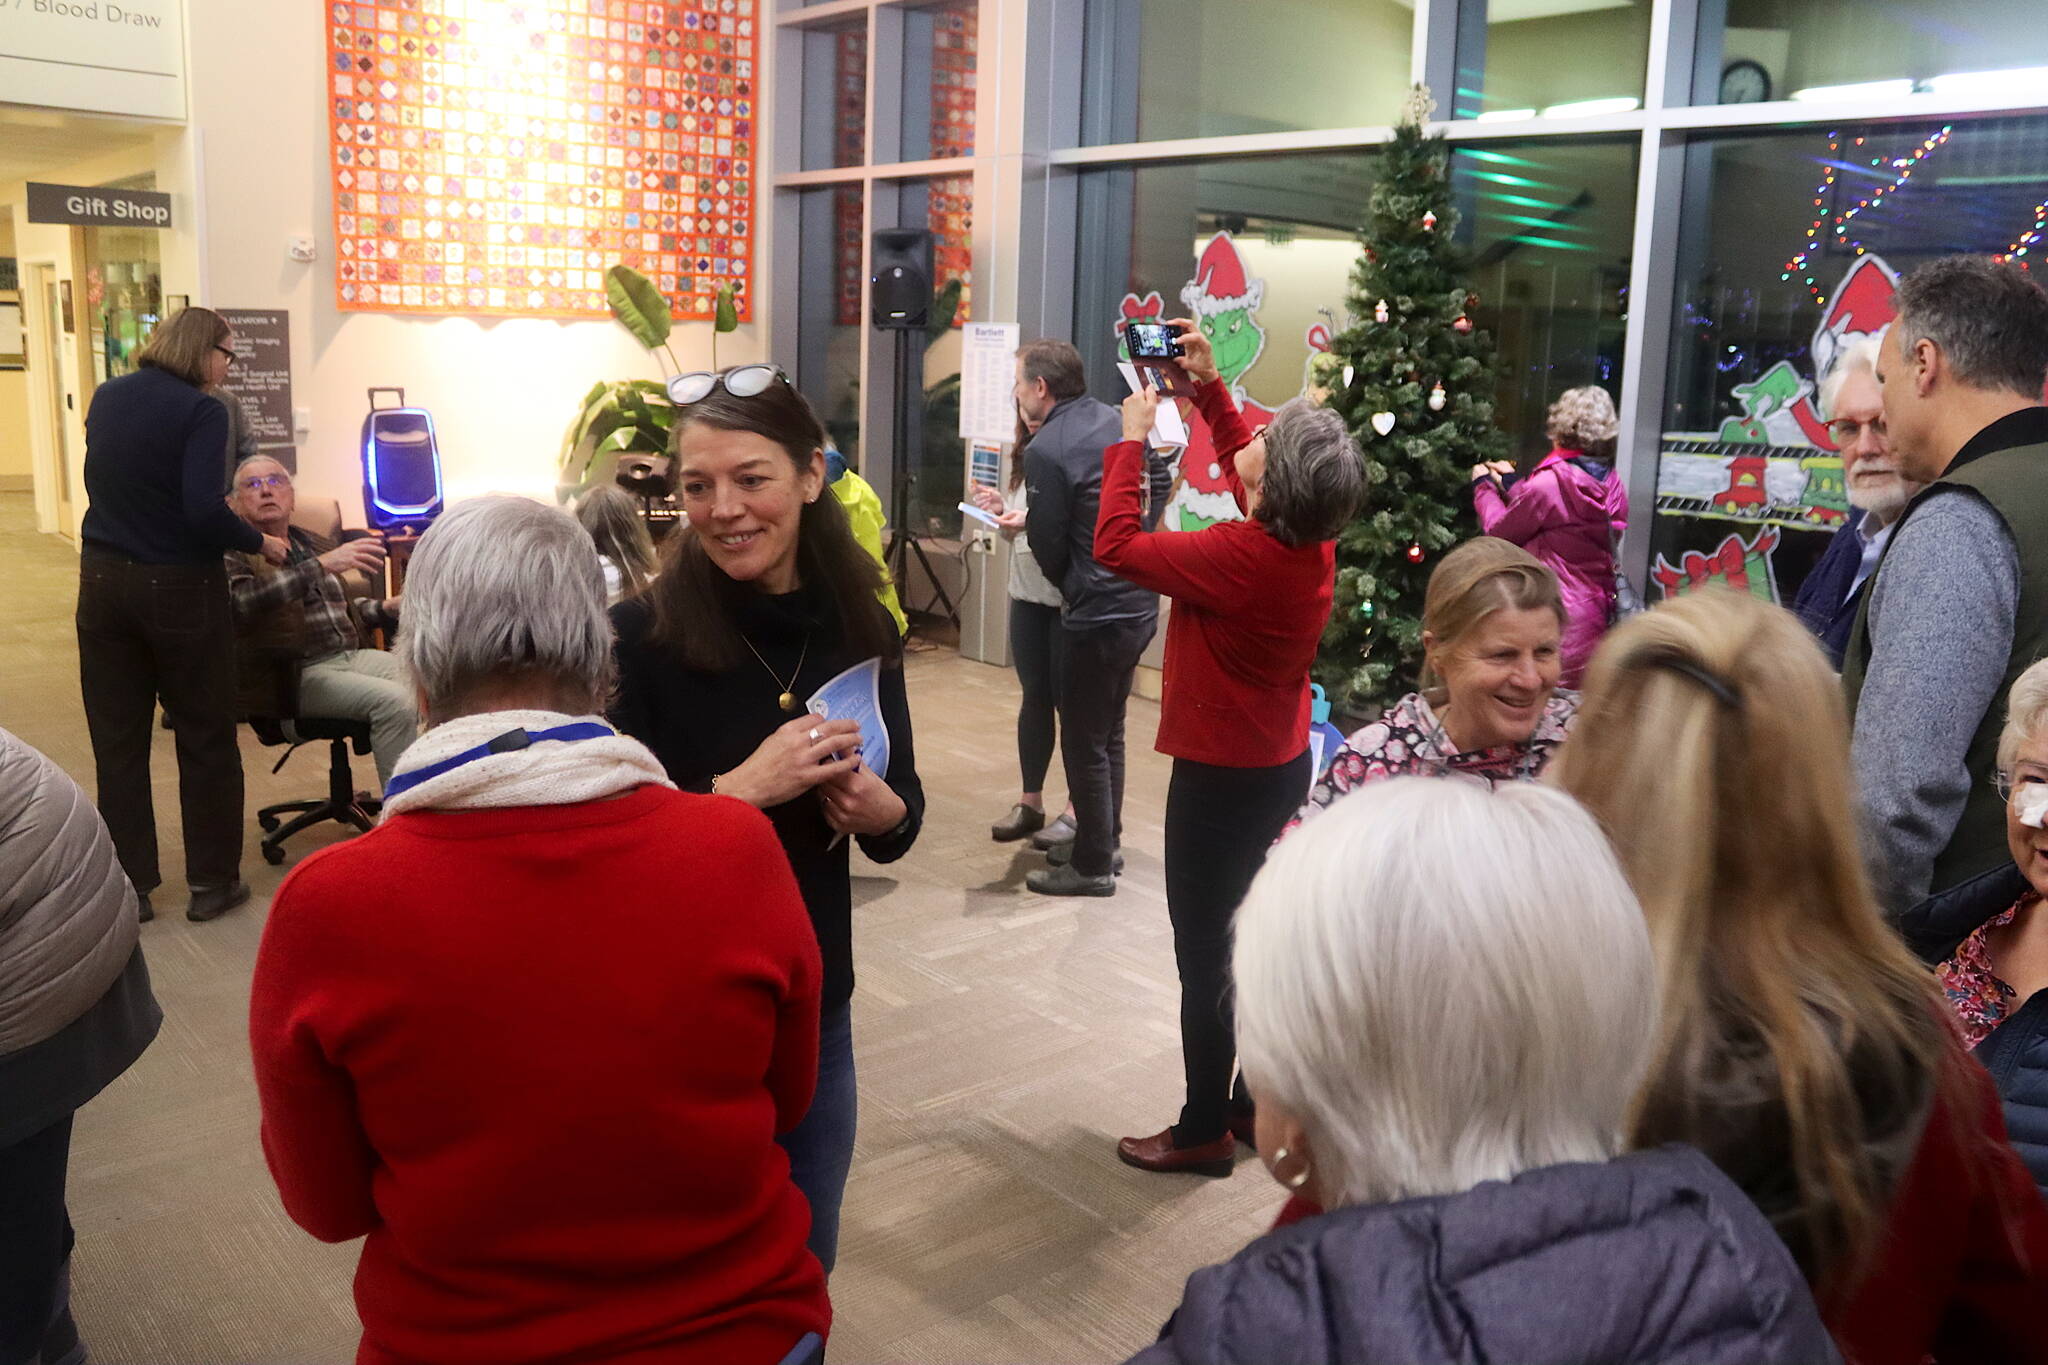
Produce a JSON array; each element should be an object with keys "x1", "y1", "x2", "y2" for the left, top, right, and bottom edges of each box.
[{"x1": 1313, "y1": 87, "x2": 1507, "y2": 714}]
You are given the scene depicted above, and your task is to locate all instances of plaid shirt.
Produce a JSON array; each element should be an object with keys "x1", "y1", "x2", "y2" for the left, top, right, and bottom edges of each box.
[{"x1": 226, "y1": 527, "x2": 386, "y2": 660}]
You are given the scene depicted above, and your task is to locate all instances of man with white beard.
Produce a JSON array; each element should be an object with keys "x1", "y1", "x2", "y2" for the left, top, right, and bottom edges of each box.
[{"x1": 1792, "y1": 333, "x2": 1927, "y2": 667}]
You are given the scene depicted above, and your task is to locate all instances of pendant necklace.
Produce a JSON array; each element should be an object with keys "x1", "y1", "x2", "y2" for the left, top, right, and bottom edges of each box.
[{"x1": 741, "y1": 632, "x2": 810, "y2": 712}]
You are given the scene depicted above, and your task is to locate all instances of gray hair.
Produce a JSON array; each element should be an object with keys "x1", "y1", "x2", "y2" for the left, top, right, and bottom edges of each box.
[
  {"x1": 230, "y1": 453, "x2": 288, "y2": 486},
  {"x1": 396, "y1": 496, "x2": 616, "y2": 721},
  {"x1": 1544, "y1": 385, "x2": 1620, "y2": 454},
  {"x1": 1893, "y1": 255, "x2": 2048, "y2": 399},
  {"x1": 1258, "y1": 398, "x2": 1368, "y2": 547},
  {"x1": 1997, "y1": 656, "x2": 2048, "y2": 775},
  {"x1": 1817, "y1": 333, "x2": 1885, "y2": 420},
  {"x1": 1234, "y1": 777, "x2": 1657, "y2": 1207}
]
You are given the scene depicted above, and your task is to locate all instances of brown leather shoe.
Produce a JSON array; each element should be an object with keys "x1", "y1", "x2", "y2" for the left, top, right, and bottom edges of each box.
[{"x1": 1117, "y1": 1128, "x2": 1236, "y2": 1177}]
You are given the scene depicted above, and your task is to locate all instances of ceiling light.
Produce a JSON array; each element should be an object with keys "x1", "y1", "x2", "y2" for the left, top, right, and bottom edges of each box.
[
  {"x1": 1539, "y1": 97, "x2": 1640, "y2": 119},
  {"x1": 1923, "y1": 66, "x2": 2048, "y2": 98},
  {"x1": 1474, "y1": 108, "x2": 1537, "y2": 123},
  {"x1": 1789, "y1": 79, "x2": 1916, "y2": 103}
]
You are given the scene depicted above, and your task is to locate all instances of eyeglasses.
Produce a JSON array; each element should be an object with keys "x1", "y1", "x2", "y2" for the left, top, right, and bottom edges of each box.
[
  {"x1": 213, "y1": 344, "x2": 237, "y2": 365},
  {"x1": 237, "y1": 474, "x2": 290, "y2": 493},
  {"x1": 667, "y1": 364, "x2": 788, "y2": 405},
  {"x1": 1825, "y1": 416, "x2": 1884, "y2": 446},
  {"x1": 1991, "y1": 767, "x2": 2048, "y2": 801}
]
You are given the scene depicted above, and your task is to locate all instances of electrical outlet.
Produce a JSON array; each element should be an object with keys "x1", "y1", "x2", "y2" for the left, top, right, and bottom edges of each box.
[{"x1": 970, "y1": 530, "x2": 995, "y2": 554}]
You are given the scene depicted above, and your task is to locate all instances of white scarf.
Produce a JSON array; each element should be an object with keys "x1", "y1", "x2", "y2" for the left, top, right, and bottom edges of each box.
[{"x1": 380, "y1": 709, "x2": 674, "y2": 818}]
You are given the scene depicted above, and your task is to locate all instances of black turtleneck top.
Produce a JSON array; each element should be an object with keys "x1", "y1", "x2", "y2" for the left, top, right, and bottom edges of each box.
[{"x1": 610, "y1": 581, "x2": 922, "y2": 1007}]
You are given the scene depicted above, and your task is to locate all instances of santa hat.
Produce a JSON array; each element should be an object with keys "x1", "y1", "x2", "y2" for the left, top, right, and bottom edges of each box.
[
  {"x1": 1182, "y1": 232, "x2": 1264, "y2": 317},
  {"x1": 1811, "y1": 255, "x2": 1898, "y2": 379}
]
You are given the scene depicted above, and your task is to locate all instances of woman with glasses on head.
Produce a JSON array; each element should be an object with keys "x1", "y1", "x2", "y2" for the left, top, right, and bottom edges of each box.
[
  {"x1": 611, "y1": 363, "x2": 925, "y2": 1275},
  {"x1": 1551, "y1": 590, "x2": 2048, "y2": 1365},
  {"x1": 75, "y1": 306, "x2": 289, "y2": 925}
]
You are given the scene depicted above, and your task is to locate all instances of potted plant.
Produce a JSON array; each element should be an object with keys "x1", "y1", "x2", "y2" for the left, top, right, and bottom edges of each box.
[{"x1": 556, "y1": 266, "x2": 738, "y2": 503}]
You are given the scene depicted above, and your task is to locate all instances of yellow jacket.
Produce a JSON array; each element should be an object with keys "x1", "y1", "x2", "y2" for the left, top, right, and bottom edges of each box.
[{"x1": 831, "y1": 469, "x2": 909, "y2": 636}]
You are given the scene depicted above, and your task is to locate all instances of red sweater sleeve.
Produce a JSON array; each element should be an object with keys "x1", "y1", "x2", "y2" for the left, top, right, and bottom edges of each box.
[
  {"x1": 249, "y1": 858, "x2": 383, "y2": 1244},
  {"x1": 1190, "y1": 378, "x2": 1255, "y2": 514},
  {"x1": 1094, "y1": 438, "x2": 1262, "y2": 613}
]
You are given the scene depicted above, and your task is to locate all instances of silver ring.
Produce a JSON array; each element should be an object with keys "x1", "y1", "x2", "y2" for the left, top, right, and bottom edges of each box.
[{"x1": 809, "y1": 727, "x2": 821, "y2": 743}]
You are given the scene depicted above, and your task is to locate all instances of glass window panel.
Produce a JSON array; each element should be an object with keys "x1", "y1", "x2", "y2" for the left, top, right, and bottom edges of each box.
[
  {"x1": 1696, "y1": 0, "x2": 2048, "y2": 107},
  {"x1": 897, "y1": 0, "x2": 978, "y2": 163},
  {"x1": 1452, "y1": 1, "x2": 1652, "y2": 121},
  {"x1": 1451, "y1": 137, "x2": 1639, "y2": 458},
  {"x1": 795, "y1": 185, "x2": 866, "y2": 463},
  {"x1": 1077, "y1": 0, "x2": 1411, "y2": 147},
  {"x1": 800, "y1": 22, "x2": 867, "y2": 172},
  {"x1": 882, "y1": 178, "x2": 975, "y2": 538},
  {"x1": 1651, "y1": 115, "x2": 2048, "y2": 609}
]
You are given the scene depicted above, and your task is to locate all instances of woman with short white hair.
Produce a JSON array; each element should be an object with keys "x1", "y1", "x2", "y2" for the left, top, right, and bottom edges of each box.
[
  {"x1": 251, "y1": 496, "x2": 830, "y2": 1365},
  {"x1": 1125, "y1": 778, "x2": 1833, "y2": 1365}
]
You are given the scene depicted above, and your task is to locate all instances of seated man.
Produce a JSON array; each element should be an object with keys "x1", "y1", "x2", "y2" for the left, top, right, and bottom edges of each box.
[{"x1": 225, "y1": 456, "x2": 415, "y2": 792}]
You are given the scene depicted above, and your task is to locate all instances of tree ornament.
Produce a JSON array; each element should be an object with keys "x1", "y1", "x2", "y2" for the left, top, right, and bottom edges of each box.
[
  {"x1": 1359, "y1": 599, "x2": 1376, "y2": 618},
  {"x1": 1342, "y1": 364, "x2": 1356, "y2": 388},
  {"x1": 1421, "y1": 210, "x2": 1438, "y2": 232},
  {"x1": 1406, "y1": 543, "x2": 1426, "y2": 564},
  {"x1": 1374, "y1": 298, "x2": 1390, "y2": 324},
  {"x1": 1453, "y1": 314, "x2": 1473, "y2": 334},
  {"x1": 1428, "y1": 382, "x2": 1446, "y2": 411},
  {"x1": 1370, "y1": 411, "x2": 1397, "y2": 437}
]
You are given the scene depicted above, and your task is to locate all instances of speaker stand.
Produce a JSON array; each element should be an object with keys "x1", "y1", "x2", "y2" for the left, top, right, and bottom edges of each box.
[{"x1": 881, "y1": 326, "x2": 960, "y2": 627}]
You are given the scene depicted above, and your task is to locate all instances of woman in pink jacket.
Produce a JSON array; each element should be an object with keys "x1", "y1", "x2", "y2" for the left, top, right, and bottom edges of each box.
[{"x1": 1471, "y1": 386, "x2": 1628, "y2": 685}]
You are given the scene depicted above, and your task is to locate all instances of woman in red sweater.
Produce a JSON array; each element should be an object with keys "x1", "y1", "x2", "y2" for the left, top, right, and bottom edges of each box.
[
  {"x1": 1097, "y1": 320, "x2": 1368, "y2": 1176},
  {"x1": 249, "y1": 496, "x2": 828, "y2": 1365}
]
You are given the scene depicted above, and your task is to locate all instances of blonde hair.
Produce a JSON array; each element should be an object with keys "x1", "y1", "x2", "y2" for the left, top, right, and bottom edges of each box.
[
  {"x1": 1548, "y1": 588, "x2": 1943, "y2": 1291},
  {"x1": 1418, "y1": 537, "x2": 1565, "y2": 702},
  {"x1": 575, "y1": 483, "x2": 658, "y2": 599},
  {"x1": 138, "y1": 306, "x2": 231, "y2": 387},
  {"x1": 1544, "y1": 385, "x2": 1620, "y2": 454},
  {"x1": 1996, "y1": 655, "x2": 2048, "y2": 775},
  {"x1": 1234, "y1": 778, "x2": 1657, "y2": 1207}
]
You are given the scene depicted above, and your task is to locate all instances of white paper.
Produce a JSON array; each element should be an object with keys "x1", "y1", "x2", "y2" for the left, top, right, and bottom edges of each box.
[
  {"x1": 1116, "y1": 362, "x2": 1190, "y2": 449},
  {"x1": 958, "y1": 500, "x2": 1002, "y2": 528},
  {"x1": 806, "y1": 657, "x2": 890, "y2": 781},
  {"x1": 959, "y1": 322, "x2": 1022, "y2": 444}
]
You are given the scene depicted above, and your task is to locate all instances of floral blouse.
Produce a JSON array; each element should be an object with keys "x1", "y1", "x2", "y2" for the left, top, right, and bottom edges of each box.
[
  {"x1": 1938, "y1": 896, "x2": 2030, "y2": 1048},
  {"x1": 1286, "y1": 689, "x2": 1580, "y2": 834}
]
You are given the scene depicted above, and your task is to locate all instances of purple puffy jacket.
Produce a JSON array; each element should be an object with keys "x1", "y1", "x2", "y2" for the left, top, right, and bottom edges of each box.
[{"x1": 1473, "y1": 447, "x2": 1629, "y2": 685}]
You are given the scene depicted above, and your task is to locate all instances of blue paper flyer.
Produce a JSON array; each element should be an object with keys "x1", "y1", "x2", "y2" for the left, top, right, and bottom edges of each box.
[{"x1": 806, "y1": 656, "x2": 890, "y2": 780}]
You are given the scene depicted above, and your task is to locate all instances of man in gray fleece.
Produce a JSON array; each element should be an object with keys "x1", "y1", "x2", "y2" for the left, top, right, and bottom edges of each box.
[{"x1": 1846, "y1": 256, "x2": 2048, "y2": 913}]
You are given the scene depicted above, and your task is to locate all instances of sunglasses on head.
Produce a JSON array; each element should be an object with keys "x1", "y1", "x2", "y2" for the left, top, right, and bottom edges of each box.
[{"x1": 667, "y1": 364, "x2": 789, "y2": 405}]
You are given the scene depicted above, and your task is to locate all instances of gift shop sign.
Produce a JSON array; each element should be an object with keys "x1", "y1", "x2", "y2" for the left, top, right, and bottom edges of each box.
[
  {"x1": 0, "y1": 0, "x2": 186, "y2": 120},
  {"x1": 26, "y1": 182, "x2": 172, "y2": 229}
]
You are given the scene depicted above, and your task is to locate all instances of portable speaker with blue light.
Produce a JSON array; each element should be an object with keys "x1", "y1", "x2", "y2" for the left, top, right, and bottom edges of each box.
[{"x1": 360, "y1": 387, "x2": 444, "y2": 532}]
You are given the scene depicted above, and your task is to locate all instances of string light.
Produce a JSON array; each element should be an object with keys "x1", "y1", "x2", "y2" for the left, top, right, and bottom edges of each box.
[
  {"x1": 1780, "y1": 126, "x2": 1953, "y2": 304},
  {"x1": 1995, "y1": 194, "x2": 2048, "y2": 270}
]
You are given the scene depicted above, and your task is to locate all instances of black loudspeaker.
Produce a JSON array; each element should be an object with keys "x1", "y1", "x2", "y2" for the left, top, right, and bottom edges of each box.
[{"x1": 870, "y1": 228, "x2": 934, "y2": 330}]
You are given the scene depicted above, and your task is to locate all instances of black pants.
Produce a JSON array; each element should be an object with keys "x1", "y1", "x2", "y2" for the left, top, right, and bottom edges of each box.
[
  {"x1": 0, "y1": 1115, "x2": 77, "y2": 1365},
  {"x1": 1010, "y1": 598, "x2": 1064, "y2": 794},
  {"x1": 1057, "y1": 617, "x2": 1154, "y2": 877},
  {"x1": 76, "y1": 550, "x2": 244, "y2": 893},
  {"x1": 1167, "y1": 750, "x2": 1312, "y2": 1145}
]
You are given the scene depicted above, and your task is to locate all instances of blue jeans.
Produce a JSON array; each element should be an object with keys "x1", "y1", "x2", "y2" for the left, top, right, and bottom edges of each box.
[{"x1": 777, "y1": 998, "x2": 856, "y2": 1274}]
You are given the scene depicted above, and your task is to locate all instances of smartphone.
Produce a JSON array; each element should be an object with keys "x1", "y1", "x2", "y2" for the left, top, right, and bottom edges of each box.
[{"x1": 1122, "y1": 320, "x2": 1185, "y2": 361}]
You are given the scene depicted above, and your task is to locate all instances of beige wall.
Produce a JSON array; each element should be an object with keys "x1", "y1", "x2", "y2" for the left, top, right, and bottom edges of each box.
[{"x1": 0, "y1": 370, "x2": 30, "y2": 489}]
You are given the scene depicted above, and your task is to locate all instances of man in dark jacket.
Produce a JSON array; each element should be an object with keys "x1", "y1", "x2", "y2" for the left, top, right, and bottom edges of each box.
[
  {"x1": 1019, "y1": 339, "x2": 1164, "y2": 896},
  {"x1": 1790, "y1": 335, "x2": 1924, "y2": 668}
]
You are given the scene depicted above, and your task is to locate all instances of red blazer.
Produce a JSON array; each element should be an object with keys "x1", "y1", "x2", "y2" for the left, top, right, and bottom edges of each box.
[
  {"x1": 1094, "y1": 379, "x2": 1336, "y2": 769},
  {"x1": 249, "y1": 785, "x2": 828, "y2": 1365}
]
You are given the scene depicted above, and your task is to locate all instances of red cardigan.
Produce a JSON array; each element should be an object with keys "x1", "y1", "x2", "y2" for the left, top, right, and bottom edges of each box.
[
  {"x1": 249, "y1": 785, "x2": 829, "y2": 1365},
  {"x1": 1094, "y1": 378, "x2": 1336, "y2": 769}
]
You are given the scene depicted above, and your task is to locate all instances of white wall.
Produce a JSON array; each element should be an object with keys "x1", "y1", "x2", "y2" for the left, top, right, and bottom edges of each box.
[{"x1": 180, "y1": 0, "x2": 770, "y2": 516}]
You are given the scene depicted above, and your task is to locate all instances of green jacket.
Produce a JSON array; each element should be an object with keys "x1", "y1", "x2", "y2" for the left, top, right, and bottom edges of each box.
[{"x1": 832, "y1": 469, "x2": 908, "y2": 637}]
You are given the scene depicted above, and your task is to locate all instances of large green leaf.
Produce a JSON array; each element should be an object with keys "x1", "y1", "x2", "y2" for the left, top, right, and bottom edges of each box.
[
  {"x1": 714, "y1": 281, "x2": 740, "y2": 334},
  {"x1": 926, "y1": 278, "x2": 963, "y2": 341},
  {"x1": 606, "y1": 265, "x2": 673, "y2": 349}
]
